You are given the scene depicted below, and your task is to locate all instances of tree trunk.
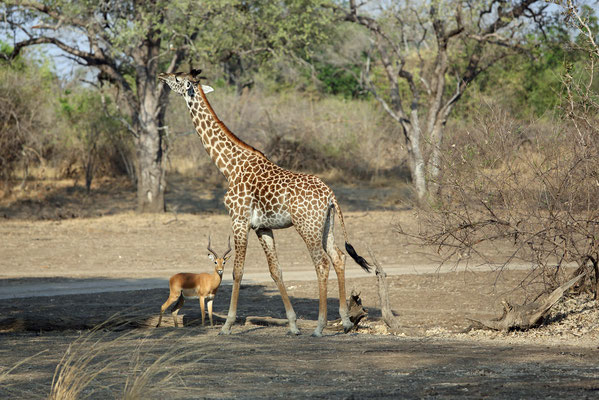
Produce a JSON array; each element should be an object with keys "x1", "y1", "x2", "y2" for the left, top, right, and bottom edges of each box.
[
  {"x1": 132, "y1": 33, "x2": 168, "y2": 213},
  {"x1": 403, "y1": 123, "x2": 427, "y2": 202},
  {"x1": 427, "y1": 122, "x2": 445, "y2": 196},
  {"x1": 136, "y1": 126, "x2": 166, "y2": 213}
]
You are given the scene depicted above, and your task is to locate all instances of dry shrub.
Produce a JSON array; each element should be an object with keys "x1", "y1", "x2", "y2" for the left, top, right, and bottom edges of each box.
[
  {"x1": 0, "y1": 65, "x2": 57, "y2": 186},
  {"x1": 407, "y1": 100, "x2": 599, "y2": 299},
  {"x1": 0, "y1": 65, "x2": 136, "y2": 193},
  {"x1": 166, "y1": 87, "x2": 405, "y2": 182},
  {"x1": 411, "y1": 3, "x2": 599, "y2": 298}
]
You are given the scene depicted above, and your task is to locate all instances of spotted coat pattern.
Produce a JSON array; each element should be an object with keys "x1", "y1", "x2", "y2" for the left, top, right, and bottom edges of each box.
[{"x1": 158, "y1": 71, "x2": 368, "y2": 336}]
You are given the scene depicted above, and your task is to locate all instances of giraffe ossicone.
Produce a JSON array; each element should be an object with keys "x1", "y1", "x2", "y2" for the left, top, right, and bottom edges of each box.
[{"x1": 159, "y1": 69, "x2": 371, "y2": 337}]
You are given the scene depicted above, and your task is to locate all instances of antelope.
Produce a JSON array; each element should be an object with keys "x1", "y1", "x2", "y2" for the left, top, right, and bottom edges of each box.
[{"x1": 156, "y1": 237, "x2": 232, "y2": 328}]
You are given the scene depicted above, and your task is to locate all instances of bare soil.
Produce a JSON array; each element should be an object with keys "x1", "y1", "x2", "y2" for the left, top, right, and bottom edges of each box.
[{"x1": 1, "y1": 179, "x2": 598, "y2": 398}]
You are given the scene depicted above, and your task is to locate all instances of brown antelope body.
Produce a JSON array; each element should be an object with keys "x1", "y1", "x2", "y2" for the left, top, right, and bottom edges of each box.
[{"x1": 156, "y1": 237, "x2": 232, "y2": 327}]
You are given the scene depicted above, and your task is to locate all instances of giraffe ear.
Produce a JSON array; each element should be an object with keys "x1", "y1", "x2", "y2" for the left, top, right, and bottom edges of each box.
[{"x1": 201, "y1": 85, "x2": 214, "y2": 94}]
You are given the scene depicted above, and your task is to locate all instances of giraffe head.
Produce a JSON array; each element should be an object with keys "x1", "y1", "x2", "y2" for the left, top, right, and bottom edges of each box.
[{"x1": 158, "y1": 69, "x2": 214, "y2": 99}]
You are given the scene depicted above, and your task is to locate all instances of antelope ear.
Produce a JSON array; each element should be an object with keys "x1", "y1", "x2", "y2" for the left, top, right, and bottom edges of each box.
[
  {"x1": 208, "y1": 253, "x2": 216, "y2": 263},
  {"x1": 201, "y1": 85, "x2": 214, "y2": 94},
  {"x1": 224, "y1": 253, "x2": 232, "y2": 262}
]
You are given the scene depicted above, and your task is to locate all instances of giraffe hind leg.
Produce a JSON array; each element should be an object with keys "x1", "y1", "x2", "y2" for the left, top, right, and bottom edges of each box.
[
  {"x1": 296, "y1": 218, "x2": 331, "y2": 337},
  {"x1": 310, "y1": 246, "x2": 330, "y2": 337},
  {"x1": 324, "y1": 206, "x2": 353, "y2": 333}
]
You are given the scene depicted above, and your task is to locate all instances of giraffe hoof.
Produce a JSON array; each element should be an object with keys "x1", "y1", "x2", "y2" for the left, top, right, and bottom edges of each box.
[
  {"x1": 219, "y1": 327, "x2": 232, "y2": 335},
  {"x1": 310, "y1": 330, "x2": 324, "y2": 338},
  {"x1": 343, "y1": 323, "x2": 355, "y2": 334},
  {"x1": 287, "y1": 328, "x2": 301, "y2": 336}
]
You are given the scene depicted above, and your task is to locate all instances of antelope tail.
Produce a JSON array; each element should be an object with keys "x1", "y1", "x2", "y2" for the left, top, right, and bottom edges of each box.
[{"x1": 330, "y1": 196, "x2": 372, "y2": 273}]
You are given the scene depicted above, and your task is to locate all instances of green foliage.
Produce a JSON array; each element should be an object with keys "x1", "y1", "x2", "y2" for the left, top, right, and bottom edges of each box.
[
  {"x1": 55, "y1": 86, "x2": 133, "y2": 183},
  {"x1": 312, "y1": 62, "x2": 363, "y2": 98},
  {"x1": 454, "y1": 12, "x2": 592, "y2": 120},
  {"x1": 58, "y1": 89, "x2": 116, "y2": 148},
  {"x1": 0, "y1": 40, "x2": 26, "y2": 70},
  {"x1": 193, "y1": 0, "x2": 336, "y2": 90}
]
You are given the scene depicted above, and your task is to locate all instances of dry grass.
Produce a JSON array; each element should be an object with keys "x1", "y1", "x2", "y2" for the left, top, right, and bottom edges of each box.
[
  {"x1": 165, "y1": 87, "x2": 405, "y2": 182},
  {"x1": 41, "y1": 314, "x2": 206, "y2": 399}
]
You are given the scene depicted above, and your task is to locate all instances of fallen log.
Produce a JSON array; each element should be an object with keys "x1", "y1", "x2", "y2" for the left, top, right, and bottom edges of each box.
[
  {"x1": 245, "y1": 293, "x2": 368, "y2": 331},
  {"x1": 244, "y1": 316, "x2": 289, "y2": 327},
  {"x1": 469, "y1": 273, "x2": 585, "y2": 332}
]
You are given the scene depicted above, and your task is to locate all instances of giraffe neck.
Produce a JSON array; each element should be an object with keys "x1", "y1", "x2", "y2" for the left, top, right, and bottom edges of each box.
[{"x1": 185, "y1": 86, "x2": 266, "y2": 181}]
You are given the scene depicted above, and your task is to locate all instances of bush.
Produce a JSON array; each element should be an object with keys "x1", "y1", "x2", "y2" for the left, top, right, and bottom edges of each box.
[
  {"x1": 0, "y1": 58, "x2": 58, "y2": 185},
  {"x1": 56, "y1": 88, "x2": 135, "y2": 191},
  {"x1": 407, "y1": 100, "x2": 599, "y2": 298},
  {"x1": 0, "y1": 56, "x2": 136, "y2": 193}
]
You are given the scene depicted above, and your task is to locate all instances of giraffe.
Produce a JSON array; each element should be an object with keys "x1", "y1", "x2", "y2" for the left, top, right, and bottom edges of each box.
[{"x1": 158, "y1": 69, "x2": 371, "y2": 337}]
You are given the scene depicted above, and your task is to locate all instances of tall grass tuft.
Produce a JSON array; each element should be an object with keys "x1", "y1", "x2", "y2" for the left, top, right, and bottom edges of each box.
[
  {"x1": 47, "y1": 313, "x2": 205, "y2": 399},
  {"x1": 49, "y1": 318, "x2": 131, "y2": 399}
]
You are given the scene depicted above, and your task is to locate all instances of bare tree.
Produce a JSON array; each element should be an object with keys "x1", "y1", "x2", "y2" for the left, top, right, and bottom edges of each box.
[
  {"x1": 399, "y1": 0, "x2": 599, "y2": 299},
  {"x1": 331, "y1": 0, "x2": 548, "y2": 201}
]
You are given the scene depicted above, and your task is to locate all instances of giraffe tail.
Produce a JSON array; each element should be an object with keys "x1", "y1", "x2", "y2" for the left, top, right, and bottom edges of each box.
[{"x1": 330, "y1": 196, "x2": 372, "y2": 273}]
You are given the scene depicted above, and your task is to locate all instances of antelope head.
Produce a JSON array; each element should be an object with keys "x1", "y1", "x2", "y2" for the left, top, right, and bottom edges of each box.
[{"x1": 207, "y1": 236, "x2": 232, "y2": 277}]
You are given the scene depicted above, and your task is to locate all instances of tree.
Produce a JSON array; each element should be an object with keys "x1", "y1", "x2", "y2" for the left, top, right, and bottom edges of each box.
[
  {"x1": 332, "y1": 0, "x2": 549, "y2": 201},
  {"x1": 1, "y1": 0, "x2": 334, "y2": 211},
  {"x1": 196, "y1": 0, "x2": 335, "y2": 93},
  {"x1": 1, "y1": 0, "x2": 208, "y2": 212},
  {"x1": 58, "y1": 88, "x2": 129, "y2": 193}
]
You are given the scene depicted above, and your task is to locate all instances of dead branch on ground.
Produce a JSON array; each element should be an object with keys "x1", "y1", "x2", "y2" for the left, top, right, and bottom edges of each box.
[{"x1": 469, "y1": 273, "x2": 584, "y2": 331}]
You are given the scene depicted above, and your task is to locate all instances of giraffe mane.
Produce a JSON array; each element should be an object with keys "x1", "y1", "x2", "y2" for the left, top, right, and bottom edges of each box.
[{"x1": 197, "y1": 84, "x2": 268, "y2": 160}]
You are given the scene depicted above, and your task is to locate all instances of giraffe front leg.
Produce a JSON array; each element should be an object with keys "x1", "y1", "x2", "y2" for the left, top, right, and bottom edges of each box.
[
  {"x1": 256, "y1": 228, "x2": 300, "y2": 335},
  {"x1": 220, "y1": 221, "x2": 249, "y2": 335}
]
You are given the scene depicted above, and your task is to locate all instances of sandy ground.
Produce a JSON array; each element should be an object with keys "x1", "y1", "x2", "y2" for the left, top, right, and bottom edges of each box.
[{"x1": 1, "y1": 182, "x2": 599, "y2": 398}]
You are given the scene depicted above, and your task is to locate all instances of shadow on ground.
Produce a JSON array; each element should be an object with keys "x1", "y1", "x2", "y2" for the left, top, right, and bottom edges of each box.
[{"x1": 0, "y1": 278, "x2": 374, "y2": 334}]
